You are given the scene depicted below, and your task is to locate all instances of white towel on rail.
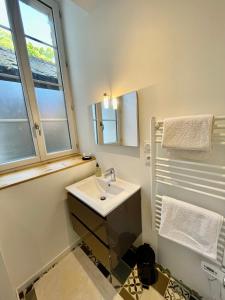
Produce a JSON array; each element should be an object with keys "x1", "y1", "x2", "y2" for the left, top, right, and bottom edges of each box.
[
  {"x1": 162, "y1": 114, "x2": 214, "y2": 152},
  {"x1": 159, "y1": 196, "x2": 223, "y2": 260}
]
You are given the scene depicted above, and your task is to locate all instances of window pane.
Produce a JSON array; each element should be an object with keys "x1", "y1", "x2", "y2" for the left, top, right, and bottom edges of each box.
[
  {"x1": 42, "y1": 121, "x2": 71, "y2": 153},
  {"x1": 0, "y1": 80, "x2": 36, "y2": 164},
  {"x1": 103, "y1": 121, "x2": 117, "y2": 144},
  {"x1": 0, "y1": 0, "x2": 10, "y2": 28},
  {"x1": 0, "y1": 121, "x2": 35, "y2": 164},
  {"x1": 19, "y1": 1, "x2": 54, "y2": 46},
  {"x1": 0, "y1": 28, "x2": 19, "y2": 76},
  {"x1": 35, "y1": 86, "x2": 67, "y2": 119},
  {"x1": 25, "y1": 38, "x2": 58, "y2": 84},
  {"x1": 0, "y1": 79, "x2": 28, "y2": 119},
  {"x1": 0, "y1": 2, "x2": 36, "y2": 166},
  {"x1": 19, "y1": 0, "x2": 73, "y2": 155},
  {"x1": 35, "y1": 85, "x2": 72, "y2": 153}
]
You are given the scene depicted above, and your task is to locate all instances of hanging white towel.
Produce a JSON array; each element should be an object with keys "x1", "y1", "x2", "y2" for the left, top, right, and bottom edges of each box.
[
  {"x1": 162, "y1": 114, "x2": 214, "y2": 152},
  {"x1": 159, "y1": 196, "x2": 223, "y2": 260}
]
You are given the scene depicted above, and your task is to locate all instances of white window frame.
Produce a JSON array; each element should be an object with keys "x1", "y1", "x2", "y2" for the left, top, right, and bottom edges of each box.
[{"x1": 0, "y1": 0, "x2": 78, "y2": 172}]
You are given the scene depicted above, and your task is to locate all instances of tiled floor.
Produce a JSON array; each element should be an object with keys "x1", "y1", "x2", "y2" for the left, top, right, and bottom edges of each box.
[
  {"x1": 120, "y1": 267, "x2": 190, "y2": 300},
  {"x1": 120, "y1": 286, "x2": 164, "y2": 300},
  {"x1": 23, "y1": 247, "x2": 121, "y2": 300},
  {"x1": 120, "y1": 265, "x2": 169, "y2": 300},
  {"x1": 119, "y1": 263, "x2": 200, "y2": 300},
  {"x1": 142, "y1": 288, "x2": 165, "y2": 300},
  {"x1": 21, "y1": 244, "x2": 201, "y2": 300},
  {"x1": 164, "y1": 278, "x2": 190, "y2": 300}
]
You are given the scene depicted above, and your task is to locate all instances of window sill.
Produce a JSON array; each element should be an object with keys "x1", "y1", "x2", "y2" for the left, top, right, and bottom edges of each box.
[{"x1": 0, "y1": 155, "x2": 96, "y2": 190}]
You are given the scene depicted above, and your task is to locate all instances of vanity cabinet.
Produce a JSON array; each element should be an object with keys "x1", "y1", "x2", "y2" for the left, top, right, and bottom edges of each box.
[{"x1": 67, "y1": 190, "x2": 141, "y2": 272}]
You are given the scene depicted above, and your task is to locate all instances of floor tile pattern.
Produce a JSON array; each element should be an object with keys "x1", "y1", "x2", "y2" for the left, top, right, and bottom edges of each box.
[
  {"x1": 164, "y1": 278, "x2": 190, "y2": 300},
  {"x1": 123, "y1": 266, "x2": 143, "y2": 300},
  {"x1": 20, "y1": 243, "x2": 202, "y2": 300},
  {"x1": 121, "y1": 265, "x2": 202, "y2": 300},
  {"x1": 122, "y1": 265, "x2": 169, "y2": 300}
]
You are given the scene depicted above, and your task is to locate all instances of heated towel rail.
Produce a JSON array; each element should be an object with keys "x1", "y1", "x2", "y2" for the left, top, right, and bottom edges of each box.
[
  {"x1": 150, "y1": 116, "x2": 225, "y2": 267},
  {"x1": 155, "y1": 115, "x2": 225, "y2": 146},
  {"x1": 155, "y1": 194, "x2": 225, "y2": 266}
]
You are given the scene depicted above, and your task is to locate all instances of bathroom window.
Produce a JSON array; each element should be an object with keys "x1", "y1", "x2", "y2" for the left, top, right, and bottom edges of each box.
[{"x1": 0, "y1": 0, "x2": 77, "y2": 172}]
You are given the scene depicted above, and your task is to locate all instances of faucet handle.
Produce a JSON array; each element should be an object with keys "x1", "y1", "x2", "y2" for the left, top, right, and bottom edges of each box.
[
  {"x1": 105, "y1": 168, "x2": 115, "y2": 174},
  {"x1": 104, "y1": 168, "x2": 116, "y2": 181}
]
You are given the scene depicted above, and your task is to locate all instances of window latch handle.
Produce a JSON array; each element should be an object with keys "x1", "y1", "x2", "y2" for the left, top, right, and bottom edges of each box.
[
  {"x1": 34, "y1": 123, "x2": 41, "y2": 136},
  {"x1": 100, "y1": 121, "x2": 104, "y2": 130}
]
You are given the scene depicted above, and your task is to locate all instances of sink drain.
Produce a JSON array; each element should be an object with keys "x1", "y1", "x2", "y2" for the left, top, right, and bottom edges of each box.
[{"x1": 100, "y1": 196, "x2": 106, "y2": 200}]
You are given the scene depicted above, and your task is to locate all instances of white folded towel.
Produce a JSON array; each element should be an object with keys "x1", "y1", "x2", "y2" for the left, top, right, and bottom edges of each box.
[
  {"x1": 159, "y1": 196, "x2": 223, "y2": 260},
  {"x1": 162, "y1": 114, "x2": 214, "y2": 152}
]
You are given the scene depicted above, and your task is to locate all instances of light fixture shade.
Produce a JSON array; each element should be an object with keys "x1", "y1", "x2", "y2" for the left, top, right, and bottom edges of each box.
[
  {"x1": 103, "y1": 93, "x2": 109, "y2": 109},
  {"x1": 112, "y1": 97, "x2": 118, "y2": 110}
]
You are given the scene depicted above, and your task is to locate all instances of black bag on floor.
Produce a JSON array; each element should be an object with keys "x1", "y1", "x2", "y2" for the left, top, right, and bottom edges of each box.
[{"x1": 136, "y1": 243, "x2": 157, "y2": 288}]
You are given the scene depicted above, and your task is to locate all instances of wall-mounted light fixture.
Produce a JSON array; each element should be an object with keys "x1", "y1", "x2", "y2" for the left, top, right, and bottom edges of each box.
[
  {"x1": 103, "y1": 93, "x2": 109, "y2": 109},
  {"x1": 103, "y1": 93, "x2": 118, "y2": 110},
  {"x1": 112, "y1": 98, "x2": 118, "y2": 110}
]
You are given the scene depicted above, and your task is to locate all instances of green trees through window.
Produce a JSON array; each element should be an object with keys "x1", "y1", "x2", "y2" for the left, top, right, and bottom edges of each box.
[
  {"x1": 0, "y1": 28, "x2": 54, "y2": 63},
  {"x1": 0, "y1": 28, "x2": 13, "y2": 50}
]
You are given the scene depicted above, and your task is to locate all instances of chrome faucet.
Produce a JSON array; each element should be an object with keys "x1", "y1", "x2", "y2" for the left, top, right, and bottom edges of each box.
[{"x1": 104, "y1": 168, "x2": 116, "y2": 182}]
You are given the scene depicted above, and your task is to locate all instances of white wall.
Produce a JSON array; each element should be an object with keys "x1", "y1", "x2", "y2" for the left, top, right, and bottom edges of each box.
[
  {"x1": 61, "y1": 0, "x2": 225, "y2": 298},
  {"x1": 0, "y1": 252, "x2": 17, "y2": 300},
  {"x1": 0, "y1": 160, "x2": 95, "y2": 289}
]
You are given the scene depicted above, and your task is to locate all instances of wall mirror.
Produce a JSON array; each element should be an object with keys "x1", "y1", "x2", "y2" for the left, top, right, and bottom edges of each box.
[{"x1": 91, "y1": 91, "x2": 139, "y2": 147}]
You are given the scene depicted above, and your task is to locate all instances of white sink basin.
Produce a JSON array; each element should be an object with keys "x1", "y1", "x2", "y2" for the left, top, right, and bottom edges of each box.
[{"x1": 66, "y1": 176, "x2": 140, "y2": 217}]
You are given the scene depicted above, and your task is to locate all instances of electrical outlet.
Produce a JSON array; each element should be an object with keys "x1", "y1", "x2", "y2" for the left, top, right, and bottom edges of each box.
[{"x1": 201, "y1": 261, "x2": 225, "y2": 283}]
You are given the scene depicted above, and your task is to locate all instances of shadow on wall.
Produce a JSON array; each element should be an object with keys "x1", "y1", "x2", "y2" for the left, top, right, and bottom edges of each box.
[{"x1": 94, "y1": 144, "x2": 140, "y2": 158}]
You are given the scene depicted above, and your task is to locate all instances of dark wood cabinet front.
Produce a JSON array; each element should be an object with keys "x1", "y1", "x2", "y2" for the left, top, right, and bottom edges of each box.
[{"x1": 67, "y1": 189, "x2": 142, "y2": 272}]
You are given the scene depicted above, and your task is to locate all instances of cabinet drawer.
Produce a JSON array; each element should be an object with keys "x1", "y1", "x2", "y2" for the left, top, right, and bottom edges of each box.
[
  {"x1": 71, "y1": 215, "x2": 111, "y2": 270},
  {"x1": 68, "y1": 193, "x2": 108, "y2": 245}
]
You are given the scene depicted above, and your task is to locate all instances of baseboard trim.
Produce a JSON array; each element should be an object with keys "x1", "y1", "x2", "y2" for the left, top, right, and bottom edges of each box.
[{"x1": 16, "y1": 239, "x2": 81, "y2": 295}]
